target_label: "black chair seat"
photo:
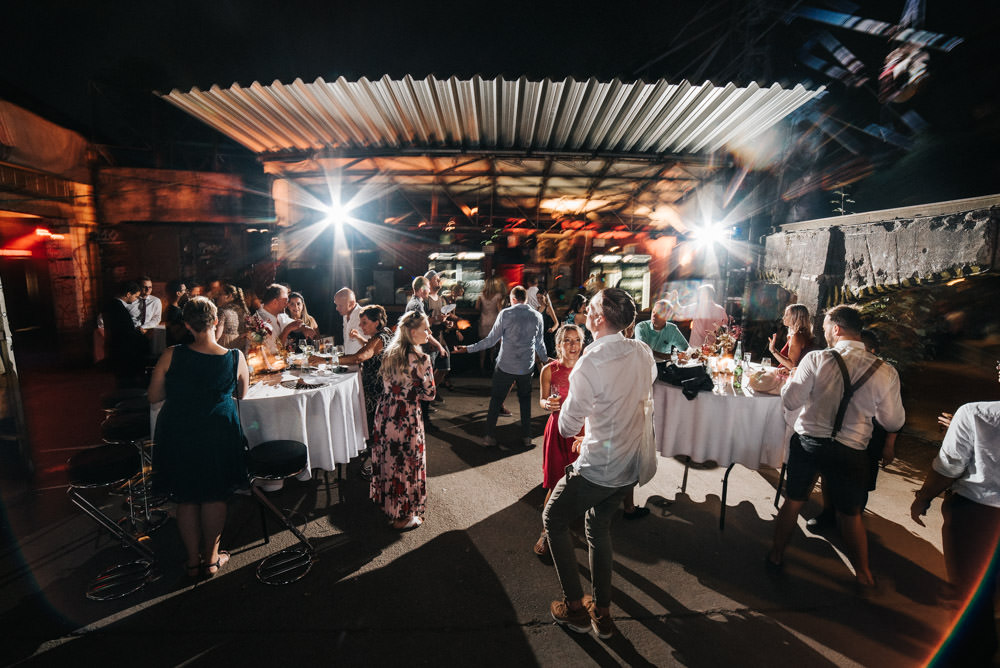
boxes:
[68,444,140,488]
[100,388,148,410]
[248,440,307,480]
[101,412,150,443]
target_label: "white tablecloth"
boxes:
[150,369,367,479]
[653,380,789,469]
[238,370,367,475]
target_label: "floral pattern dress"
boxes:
[370,351,436,521]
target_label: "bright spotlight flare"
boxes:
[690,222,730,248]
[321,202,348,229]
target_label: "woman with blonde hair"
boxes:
[215,284,250,352]
[370,310,436,530]
[150,296,249,578]
[768,303,818,370]
[534,324,584,556]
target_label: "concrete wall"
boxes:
[763,194,1000,318]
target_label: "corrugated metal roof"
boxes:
[160,75,824,228]
[162,74,823,158]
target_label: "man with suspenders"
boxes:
[766,305,905,592]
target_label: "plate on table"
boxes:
[331,365,353,374]
[280,378,327,390]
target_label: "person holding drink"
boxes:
[534,324,584,556]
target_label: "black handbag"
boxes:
[656,361,715,400]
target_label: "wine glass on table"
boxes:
[303,341,315,363]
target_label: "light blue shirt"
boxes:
[467,303,546,375]
[634,319,688,354]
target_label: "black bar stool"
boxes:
[67,443,158,600]
[247,440,315,585]
[101,411,169,534]
[100,388,148,411]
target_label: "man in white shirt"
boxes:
[912,396,1000,665]
[334,287,363,355]
[767,305,905,592]
[675,284,727,348]
[134,276,162,331]
[256,284,313,354]
[543,287,657,639]
[524,275,540,310]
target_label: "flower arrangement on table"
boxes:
[245,313,273,345]
[244,314,275,374]
[710,319,743,357]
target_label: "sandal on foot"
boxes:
[203,551,230,578]
[533,532,550,557]
[393,516,422,531]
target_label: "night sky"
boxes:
[3,0,998,211]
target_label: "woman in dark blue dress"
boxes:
[150,297,249,578]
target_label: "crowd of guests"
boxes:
[119,270,998,658]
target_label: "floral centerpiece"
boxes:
[711,319,743,357]
[244,313,274,374]
[245,313,273,345]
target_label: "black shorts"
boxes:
[785,433,869,515]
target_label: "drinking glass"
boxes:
[743,352,752,366]
[303,342,315,357]
[761,357,772,368]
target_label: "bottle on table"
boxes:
[733,356,744,392]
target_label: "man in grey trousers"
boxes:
[543,287,656,639]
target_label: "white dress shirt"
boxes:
[782,340,905,450]
[342,303,363,355]
[559,332,657,488]
[136,295,162,329]
[256,307,292,354]
[525,285,539,310]
[933,401,1000,508]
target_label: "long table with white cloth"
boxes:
[652,377,790,528]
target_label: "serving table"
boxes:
[653,375,791,529]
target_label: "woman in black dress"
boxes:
[150,297,249,578]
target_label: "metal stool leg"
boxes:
[69,486,158,600]
[251,486,315,585]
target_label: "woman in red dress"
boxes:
[534,324,584,556]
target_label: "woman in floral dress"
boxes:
[370,310,436,531]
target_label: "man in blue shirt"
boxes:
[634,299,688,360]
[456,285,548,448]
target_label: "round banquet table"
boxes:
[652,376,794,529]
[653,378,791,470]
[150,367,368,481]
[238,368,368,476]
